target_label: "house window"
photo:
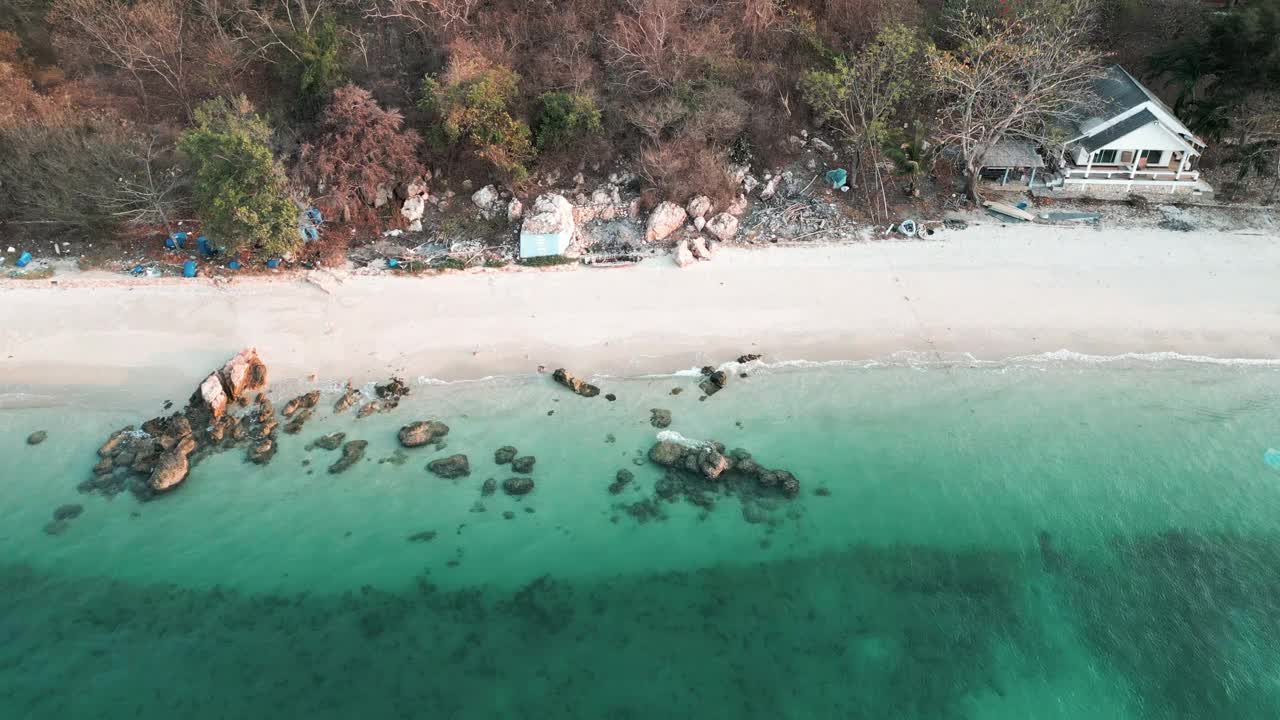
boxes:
[1140,150,1163,165]
[1092,149,1118,164]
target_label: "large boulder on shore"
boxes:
[673,240,695,268]
[705,212,739,243]
[199,373,228,418]
[219,348,267,401]
[399,420,450,448]
[519,193,576,258]
[149,449,189,492]
[645,201,687,243]
[686,195,713,220]
[552,368,600,398]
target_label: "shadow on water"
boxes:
[0,543,1033,720]
[1051,529,1280,720]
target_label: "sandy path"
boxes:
[2,219,1279,393]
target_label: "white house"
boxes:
[1053,65,1212,198]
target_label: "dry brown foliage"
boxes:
[298,84,424,227]
[639,133,738,207]
[605,0,735,95]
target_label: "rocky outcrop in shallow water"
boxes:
[26,430,47,445]
[502,477,535,496]
[511,456,536,474]
[428,454,471,479]
[552,368,600,398]
[329,440,368,474]
[400,421,450,448]
[494,446,518,464]
[309,432,346,451]
[625,440,801,522]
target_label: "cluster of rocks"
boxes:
[492,445,537,496]
[615,439,800,524]
[329,440,368,474]
[81,348,279,499]
[699,366,729,397]
[552,368,600,398]
[353,377,411,418]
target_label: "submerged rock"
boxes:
[283,407,314,435]
[399,421,450,448]
[428,454,471,479]
[356,401,382,418]
[53,504,83,521]
[310,432,346,451]
[329,440,368,474]
[494,446,518,464]
[26,430,47,446]
[699,369,728,396]
[650,408,672,429]
[552,368,600,398]
[609,469,634,494]
[407,530,438,543]
[481,478,497,496]
[502,477,535,496]
[43,519,70,536]
[511,456,536,474]
[248,438,276,465]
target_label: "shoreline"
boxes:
[3,220,1279,397]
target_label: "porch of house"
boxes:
[1063,148,1202,184]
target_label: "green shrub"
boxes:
[418,66,534,181]
[533,92,602,151]
[180,96,298,258]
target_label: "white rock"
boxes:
[405,177,428,198]
[673,240,696,268]
[590,188,612,206]
[401,195,426,223]
[519,193,576,258]
[742,175,759,194]
[373,184,393,208]
[694,216,706,231]
[727,194,749,216]
[706,212,739,242]
[408,220,423,232]
[572,172,585,186]
[759,176,781,201]
[690,235,713,260]
[472,184,501,217]
[686,195,713,220]
[507,198,523,221]
[645,201,687,243]
[811,137,834,154]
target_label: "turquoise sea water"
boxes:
[3,359,1280,719]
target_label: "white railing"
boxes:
[1064,168,1199,182]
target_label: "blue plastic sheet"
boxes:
[164,237,177,250]
[182,260,197,278]
[227,260,242,270]
[173,231,188,248]
[265,258,281,269]
[130,265,145,276]
[197,236,214,257]
[305,207,323,225]
[16,251,32,268]
[825,169,848,189]
[387,258,401,268]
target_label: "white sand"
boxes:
[2,218,1279,392]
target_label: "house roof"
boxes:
[1092,65,1151,116]
[1079,109,1158,153]
[982,139,1045,168]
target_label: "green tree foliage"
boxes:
[533,92,602,151]
[179,96,298,257]
[801,24,927,147]
[279,15,344,124]
[418,64,534,181]
[1150,0,1280,140]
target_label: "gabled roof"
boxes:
[983,139,1045,168]
[1092,65,1150,116]
[1079,109,1158,153]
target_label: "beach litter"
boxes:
[897,219,918,238]
[227,260,241,270]
[16,251,33,268]
[182,260,197,278]
[266,259,281,269]
[983,201,1034,222]
[1044,211,1101,224]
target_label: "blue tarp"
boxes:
[227,260,242,270]
[197,235,214,257]
[16,252,32,268]
[825,169,848,189]
[182,260,197,278]
[265,258,281,269]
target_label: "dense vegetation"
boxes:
[1,0,1277,258]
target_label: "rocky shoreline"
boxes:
[56,348,808,533]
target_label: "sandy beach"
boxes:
[3,217,1279,396]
